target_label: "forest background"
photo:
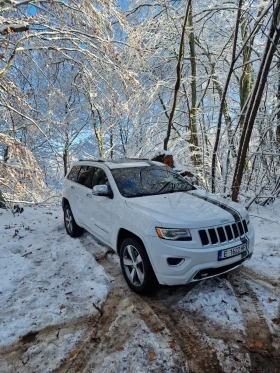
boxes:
[0,0,279,207]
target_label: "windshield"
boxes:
[110,166,195,198]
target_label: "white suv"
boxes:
[62,159,254,294]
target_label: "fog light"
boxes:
[167,258,184,266]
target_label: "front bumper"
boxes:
[146,229,254,286]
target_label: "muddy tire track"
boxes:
[0,314,99,373]
[137,295,223,373]
[229,273,280,373]
[77,253,223,373]
[0,314,98,356]
[59,288,125,373]
[57,250,280,373]
[239,267,280,298]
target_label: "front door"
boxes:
[88,167,113,244]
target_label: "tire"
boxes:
[120,238,158,295]
[64,204,83,238]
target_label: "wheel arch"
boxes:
[62,197,69,210]
[116,228,146,255]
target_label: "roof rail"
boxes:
[122,158,150,161]
[78,158,105,163]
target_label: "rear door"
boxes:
[74,165,95,225]
[66,165,81,220]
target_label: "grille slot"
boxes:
[232,223,239,238]
[225,225,233,240]
[208,229,218,244]
[199,221,248,247]
[243,219,248,233]
[238,221,244,236]
[199,230,209,246]
[217,227,226,242]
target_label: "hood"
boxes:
[125,190,246,228]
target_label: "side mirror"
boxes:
[92,185,111,197]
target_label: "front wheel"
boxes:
[120,238,158,294]
[64,205,83,237]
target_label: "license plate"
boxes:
[218,243,247,261]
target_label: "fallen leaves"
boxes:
[170,341,176,349]
[150,351,156,360]
[70,350,77,358]
[255,341,263,349]
[233,307,238,313]
[153,327,165,333]
[272,318,280,325]
[249,341,263,349]
[267,297,277,303]
[116,346,124,351]
[59,305,65,310]
[142,313,150,319]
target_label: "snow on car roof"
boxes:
[105,161,164,169]
[76,159,165,169]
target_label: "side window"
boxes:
[67,166,80,182]
[92,167,109,187]
[77,166,95,189]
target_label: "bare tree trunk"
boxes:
[232,1,280,201]
[110,128,113,159]
[277,61,280,151]
[0,188,6,208]
[63,148,68,176]
[239,16,252,127]
[188,5,201,168]
[211,0,243,193]
[88,95,104,158]
[163,0,192,151]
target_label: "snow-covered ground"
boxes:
[246,199,280,281]
[0,200,279,372]
[0,206,109,371]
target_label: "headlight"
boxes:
[245,211,250,225]
[156,227,192,241]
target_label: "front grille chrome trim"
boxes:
[199,221,248,247]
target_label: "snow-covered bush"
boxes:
[0,134,45,203]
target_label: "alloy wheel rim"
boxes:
[123,245,145,286]
[65,209,73,233]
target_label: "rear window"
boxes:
[67,166,80,181]
[77,166,95,189]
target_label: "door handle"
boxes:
[71,186,75,189]
[86,193,92,198]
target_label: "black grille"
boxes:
[199,230,209,245]
[217,227,226,242]
[208,229,218,244]
[232,223,239,238]
[238,221,244,236]
[199,221,248,246]
[225,225,233,240]
[243,219,248,233]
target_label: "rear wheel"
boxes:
[120,238,158,294]
[64,205,83,237]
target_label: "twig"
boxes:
[250,215,280,225]
[22,251,32,257]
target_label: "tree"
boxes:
[232,0,280,201]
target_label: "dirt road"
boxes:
[58,243,280,373]
[1,238,279,373]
